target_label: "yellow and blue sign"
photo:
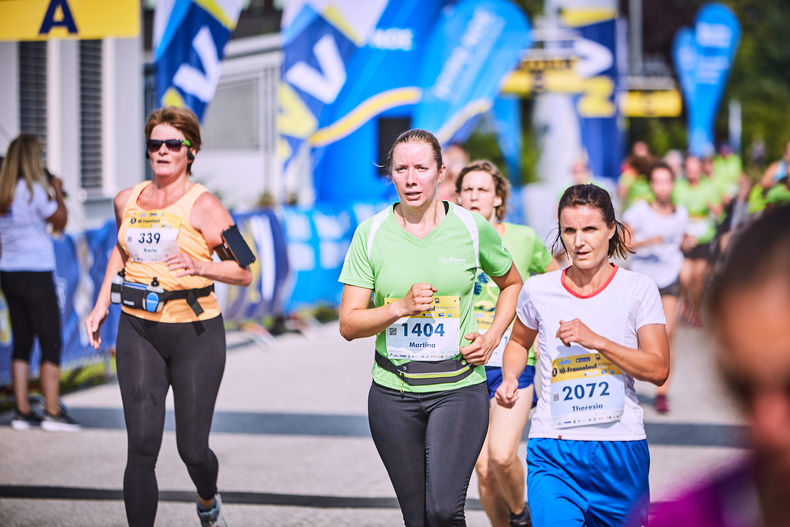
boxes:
[153,0,243,121]
[0,0,139,41]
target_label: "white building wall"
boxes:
[0,42,20,154]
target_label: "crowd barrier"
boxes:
[0,193,536,387]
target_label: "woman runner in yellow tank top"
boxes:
[85,107,252,527]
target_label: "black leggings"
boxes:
[368,381,489,526]
[0,271,61,365]
[116,312,226,527]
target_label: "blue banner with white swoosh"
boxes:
[154,0,243,121]
[412,0,531,146]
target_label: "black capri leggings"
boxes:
[116,312,226,527]
[0,271,62,365]
[368,381,489,526]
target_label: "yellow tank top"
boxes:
[118,181,221,323]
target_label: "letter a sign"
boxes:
[0,0,139,41]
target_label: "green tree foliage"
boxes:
[720,0,790,165]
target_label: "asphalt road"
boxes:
[0,322,746,526]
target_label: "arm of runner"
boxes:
[181,192,253,286]
[759,162,778,190]
[496,318,538,408]
[339,282,436,341]
[85,190,130,350]
[556,319,669,385]
[460,264,522,365]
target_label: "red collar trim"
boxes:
[561,264,618,299]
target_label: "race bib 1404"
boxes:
[384,296,461,361]
[550,352,625,429]
[126,211,181,263]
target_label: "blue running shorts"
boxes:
[527,438,650,527]
[485,365,536,400]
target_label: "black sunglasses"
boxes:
[146,138,192,153]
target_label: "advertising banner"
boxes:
[0,0,139,41]
[412,0,531,146]
[310,0,442,204]
[564,10,623,180]
[153,0,244,121]
[673,3,740,157]
[278,0,388,173]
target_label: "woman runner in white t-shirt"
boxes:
[456,160,558,527]
[496,184,669,527]
[623,161,690,414]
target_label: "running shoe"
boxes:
[655,394,670,414]
[509,504,532,526]
[10,409,43,430]
[41,410,82,432]
[197,494,227,527]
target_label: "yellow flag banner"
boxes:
[0,0,139,41]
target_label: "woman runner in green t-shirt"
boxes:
[338,129,522,526]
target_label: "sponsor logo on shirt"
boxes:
[437,256,467,265]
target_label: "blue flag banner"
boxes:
[688,3,740,157]
[492,96,523,184]
[672,27,697,106]
[562,9,623,181]
[278,0,388,173]
[310,0,443,204]
[412,0,531,145]
[154,0,243,120]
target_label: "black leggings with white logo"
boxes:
[116,312,225,527]
[368,380,489,526]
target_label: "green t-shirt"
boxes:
[765,182,790,207]
[472,223,551,367]
[339,202,513,393]
[619,172,654,209]
[712,155,741,199]
[672,178,720,243]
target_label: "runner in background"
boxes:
[338,129,522,526]
[437,143,469,202]
[456,160,559,527]
[497,184,669,526]
[618,142,656,210]
[624,162,689,414]
[673,154,723,327]
[651,205,790,526]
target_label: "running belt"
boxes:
[374,352,475,386]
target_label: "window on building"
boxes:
[79,39,103,192]
[18,41,48,152]
[202,79,261,149]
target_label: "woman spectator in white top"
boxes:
[496,184,669,527]
[0,134,79,431]
[623,161,690,414]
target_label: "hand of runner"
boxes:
[495,376,520,408]
[397,283,437,317]
[166,252,204,277]
[459,331,496,365]
[556,319,602,349]
[85,306,108,350]
[681,235,698,252]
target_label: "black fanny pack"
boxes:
[375,352,475,386]
[112,276,214,316]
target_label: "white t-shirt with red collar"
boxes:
[518,265,665,441]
